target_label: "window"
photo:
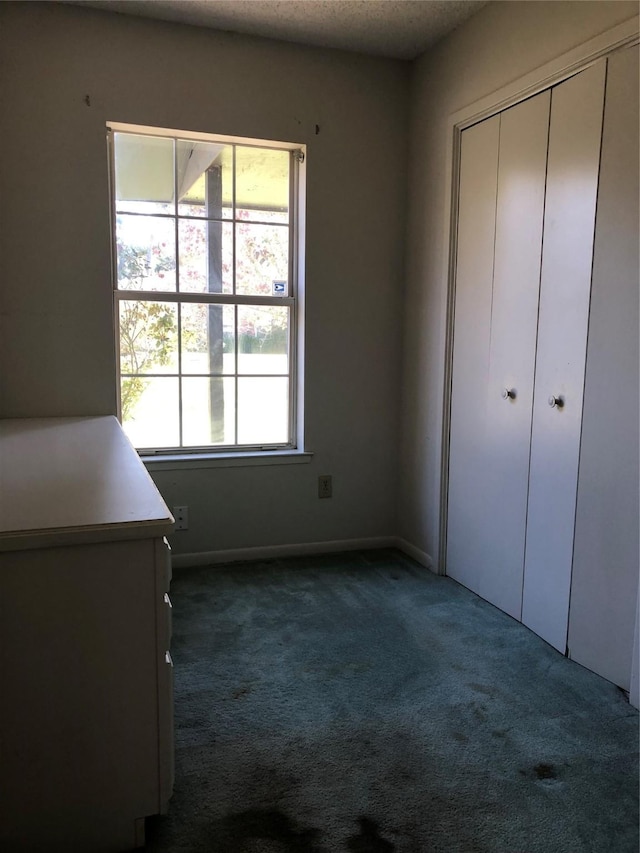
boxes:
[109,124,304,454]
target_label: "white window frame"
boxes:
[107,122,306,459]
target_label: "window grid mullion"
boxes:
[233,146,239,445]
[232,144,237,297]
[177,303,184,449]
[234,309,239,446]
[114,290,294,307]
[115,209,288,229]
[173,139,184,448]
[121,372,288,379]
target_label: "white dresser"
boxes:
[0,416,175,852]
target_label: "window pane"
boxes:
[119,301,178,375]
[112,127,301,453]
[238,305,289,375]
[181,303,235,375]
[238,377,289,445]
[182,377,235,446]
[121,377,180,449]
[177,141,233,219]
[114,133,174,215]
[235,222,289,296]
[116,215,176,291]
[235,147,289,223]
[178,220,233,294]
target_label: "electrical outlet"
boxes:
[173,505,189,530]
[318,475,332,499]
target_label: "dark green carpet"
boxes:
[146,549,639,852]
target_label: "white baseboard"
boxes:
[171,536,398,569]
[395,538,435,572]
[171,535,436,571]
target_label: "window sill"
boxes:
[142,449,314,472]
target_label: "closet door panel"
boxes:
[568,45,639,688]
[521,62,607,652]
[483,91,550,619]
[447,117,499,597]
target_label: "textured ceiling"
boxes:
[66,1,488,60]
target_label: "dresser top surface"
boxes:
[0,416,174,550]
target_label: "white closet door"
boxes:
[521,61,607,652]
[448,92,549,617]
[447,117,499,599]
[567,45,639,688]
[482,91,550,618]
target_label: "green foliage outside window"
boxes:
[118,240,176,419]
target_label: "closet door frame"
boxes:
[439,15,639,575]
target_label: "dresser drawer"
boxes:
[158,650,174,811]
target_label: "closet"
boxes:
[447,44,639,691]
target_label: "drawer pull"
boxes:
[163,593,173,646]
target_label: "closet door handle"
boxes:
[502,388,516,400]
[548,395,564,409]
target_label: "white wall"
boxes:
[0,2,409,556]
[399,0,639,568]
[2,1,637,564]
